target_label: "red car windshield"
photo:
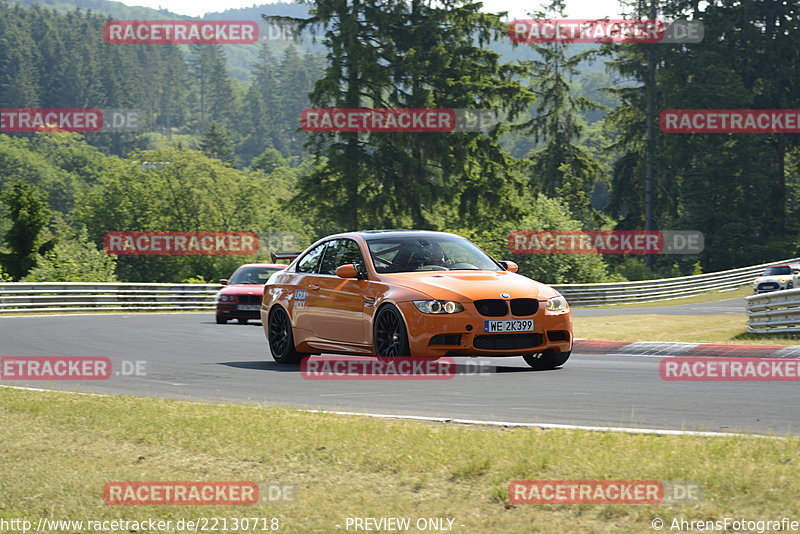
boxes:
[229,267,281,285]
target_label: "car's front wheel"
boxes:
[523,349,570,370]
[216,314,228,324]
[373,304,411,360]
[268,306,305,364]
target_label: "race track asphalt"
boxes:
[572,297,746,317]
[1,309,796,436]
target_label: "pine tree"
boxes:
[200,122,235,164]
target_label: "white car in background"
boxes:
[753,264,800,294]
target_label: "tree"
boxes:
[236,42,284,163]
[189,44,237,132]
[250,148,288,173]
[446,194,610,283]
[200,122,235,165]
[0,181,54,280]
[24,226,116,282]
[517,0,606,228]
[268,0,535,232]
[604,0,800,269]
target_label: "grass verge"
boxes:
[0,388,798,533]
[574,313,799,345]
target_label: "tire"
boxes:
[373,304,411,361]
[216,315,228,324]
[268,306,305,364]
[523,349,571,370]
[237,318,248,324]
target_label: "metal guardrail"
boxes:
[0,282,221,314]
[553,257,800,306]
[746,288,800,335]
[0,257,796,314]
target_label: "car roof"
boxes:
[329,229,462,241]
[235,263,287,269]
[768,263,800,268]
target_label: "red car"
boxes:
[215,263,286,324]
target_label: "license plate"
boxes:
[237,304,260,311]
[484,319,534,333]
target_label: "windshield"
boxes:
[229,267,281,285]
[366,235,501,273]
[763,266,792,276]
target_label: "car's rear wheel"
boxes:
[237,318,248,324]
[523,349,570,370]
[216,315,228,324]
[373,305,410,361]
[268,306,304,364]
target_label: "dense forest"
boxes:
[0,0,798,283]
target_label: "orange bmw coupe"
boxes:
[261,230,572,369]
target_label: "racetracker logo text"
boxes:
[103,231,260,256]
[0,108,140,133]
[508,230,704,255]
[103,21,258,44]
[659,357,800,381]
[660,110,800,133]
[299,108,497,133]
[104,482,296,505]
[509,480,703,504]
[508,19,703,44]
[509,19,664,43]
[300,356,473,380]
[0,357,112,380]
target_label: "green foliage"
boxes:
[181,275,210,284]
[0,264,12,282]
[23,227,116,282]
[448,194,610,284]
[0,181,54,279]
[610,257,657,282]
[199,122,235,165]
[76,147,311,282]
[250,148,288,173]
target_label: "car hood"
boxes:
[219,284,265,295]
[379,270,560,301]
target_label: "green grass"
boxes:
[0,388,798,533]
[575,313,800,345]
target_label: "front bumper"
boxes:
[216,303,261,319]
[396,301,572,357]
[754,282,792,294]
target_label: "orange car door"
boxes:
[309,239,369,344]
[291,242,327,334]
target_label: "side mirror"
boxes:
[219,279,228,285]
[335,264,360,279]
[499,261,518,273]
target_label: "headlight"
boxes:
[413,300,464,314]
[217,294,233,302]
[545,295,568,312]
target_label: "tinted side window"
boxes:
[296,243,326,273]
[319,239,364,275]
